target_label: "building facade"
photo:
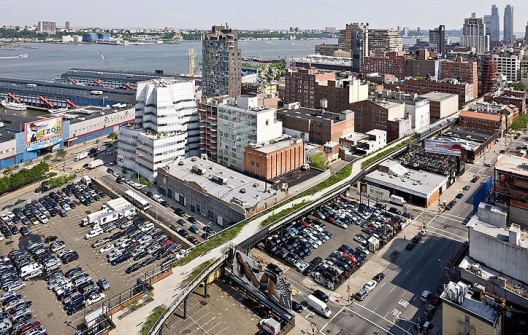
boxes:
[429,25,446,57]
[339,23,369,72]
[198,96,229,162]
[367,29,403,53]
[350,100,411,142]
[362,52,406,79]
[479,56,499,96]
[244,139,304,181]
[490,5,501,44]
[201,25,241,98]
[419,92,459,122]
[216,96,282,171]
[117,79,200,181]
[277,105,354,145]
[503,5,514,45]
[392,79,475,107]
[36,21,56,35]
[493,155,528,228]
[461,13,490,54]
[492,50,524,82]
[439,57,478,93]
[284,68,335,109]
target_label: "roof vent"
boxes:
[240,188,246,193]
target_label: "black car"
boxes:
[174,208,185,216]
[266,263,283,276]
[19,226,30,236]
[412,234,422,243]
[44,235,58,243]
[125,263,142,274]
[106,168,114,174]
[292,301,304,313]
[405,243,416,250]
[187,216,197,223]
[177,229,189,238]
[373,273,385,283]
[313,289,329,303]
[160,200,170,207]
[177,219,186,226]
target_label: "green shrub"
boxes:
[140,305,167,335]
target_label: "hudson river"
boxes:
[0,39,335,80]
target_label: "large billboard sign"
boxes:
[25,116,63,151]
[359,182,390,201]
[232,250,292,312]
[424,139,462,156]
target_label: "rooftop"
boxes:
[365,159,449,198]
[419,91,458,101]
[495,154,528,177]
[160,157,276,209]
[466,219,528,249]
[444,128,495,143]
[252,138,302,154]
[0,114,39,142]
[459,110,502,122]
[277,107,351,122]
[441,281,501,325]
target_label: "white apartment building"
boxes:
[217,95,282,171]
[492,50,524,82]
[460,13,490,54]
[118,79,200,181]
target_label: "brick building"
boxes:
[277,106,354,145]
[350,100,412,142]
[439,57,478,94]
[419,92,459,122]
[362,52,406,79]
[284,68,335,109]
[244,139,304,181]
[388,79,476,107]
[479,57,498,96]
[484,89,527,115]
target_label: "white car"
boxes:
[419,229,428,236]
[86,292,105,305]
[50,241,66,252]
[363,280,377,292]
[357,245,370,255]
[85,227,103,240]
[99,243,115,254]
[152,194,163,202]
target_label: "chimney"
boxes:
[509,224,521,246]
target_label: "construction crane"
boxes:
[67,77,78,85]
[65,99,79,109]
[122,82,135,90]
[39,96,54,109]
[7,92,21,103]
[188,48,196,77]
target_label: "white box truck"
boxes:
[74,152,89,161]
[259,318,281,335]
[87,159,104,169]
[306,294,332,318]
[82,209,119,227]
[389,195,407,206]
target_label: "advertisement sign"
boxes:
[359,182,390,201]
[232,250,292,312]
[424,139,462,156]
[25,116,63,151]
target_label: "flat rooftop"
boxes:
[253,139,302,154]
[419,91,458,101]
[495,154,528,177]
[441,281,500,324]
[0,114,39,142]
[365,159,448,198]
[277,107,350,122]
[162,157,276,208]
[466,219,528,249]
[445,127,495,143]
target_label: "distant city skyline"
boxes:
[1,0,527,34]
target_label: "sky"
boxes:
[1,0,527,33]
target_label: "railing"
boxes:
[146,256,226,335]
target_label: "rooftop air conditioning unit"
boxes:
[240,188,246,193]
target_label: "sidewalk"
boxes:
[109,138,413,334]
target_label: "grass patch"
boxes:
[260,202,306,228]
[511,114,528,131]
[172,224,245,267]
[140,305,167,335]
[47,174,76,189]
[183,259,213,284]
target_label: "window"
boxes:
[464,315,470,323]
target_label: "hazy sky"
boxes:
[1,0,527,32]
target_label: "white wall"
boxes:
[439,95,459,118]
[469,225,528,284]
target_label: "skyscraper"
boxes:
[201,25,241,99]
[429,25,446,57]
[525,22,528,45]
[490,5,500,44]
[461,13,489,54]
[338,23,369,72]
[504,5,514,44]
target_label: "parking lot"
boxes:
[0,178,185,334]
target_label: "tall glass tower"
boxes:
[504,5,514,44]
[490,5,500,44]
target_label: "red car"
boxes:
[18,321,42,335]
[161,239,174,248]
[186,236,200,245]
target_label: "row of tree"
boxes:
[0,162,49,194]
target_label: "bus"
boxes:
[124,190,151,211]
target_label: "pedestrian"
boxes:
[404,235,406,240]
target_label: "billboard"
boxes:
[232,250,292,312]
[25,116,63,151]
[358,182,390,201]
[424,138,462,156]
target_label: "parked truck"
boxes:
[74,151,89,161]
[306,295,332,318]
[86,159,104,169]
[259,318,281,335]
[81,209,119,227]
[389,194,407,206]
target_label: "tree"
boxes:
[121,167,128,175]
[107,131,118,140]
[147,180,153,188]
[2,167,13,176]
[309,152,328,170]
[139,176,147,185]
[43,154,52,162]
[508,82,527,91]
[130,172,138,181]
[56,148,67,161]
